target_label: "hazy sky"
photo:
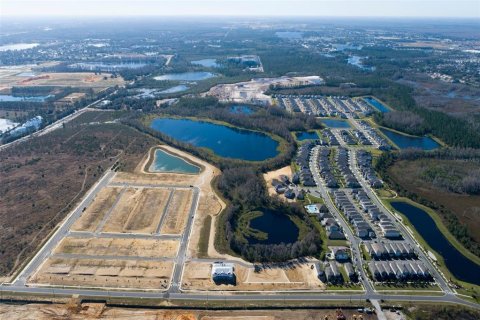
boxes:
[1,0,479,18]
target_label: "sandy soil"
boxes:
[0,72,124,89]
[0,304,377,320]
[71,187,122,232]
[160,189,193,235]
[263,166,292,198]
[54,237,180,258]
[182,262,325,291]
[30,258,174,290]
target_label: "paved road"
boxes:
[309,146,375,295]
[0,91,115,152]
[10,170,116,286]
[348,149,452,294]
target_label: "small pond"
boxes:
[391,201,480,285]
[149,148,200,174]
[159,85,189,94]
[248,209,299,245]
[150,118,279,161]
[364,97,390,113]
[153,72,216,81]
[0,95,52,102]
[191,59,219,68]
[321,119,351,128]
[380,128,440,150]
[296,131,319,141]
[230,105,253,115]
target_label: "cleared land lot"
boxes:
[54,237,180,259]
[182,262,325,291]
[0,112,158,278]
[31,258,173,289]
[102,188,171,234]
[160,189,193,235]
[71,187,122,232]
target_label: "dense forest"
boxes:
[122,96,325,262]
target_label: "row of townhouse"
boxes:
[295,142,317,187]
[316,148,339,188]
[337,148,360,188]
[356,150,383,188]
[351,129,372,146]
[365,241,416,260]
[357,120,392,150]
[333,190,376,239]
[368,260,431,282]
[323,129,340,146]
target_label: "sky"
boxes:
[1,0,479,18]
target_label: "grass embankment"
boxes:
[382,198,480,295]
[198,215,212,258]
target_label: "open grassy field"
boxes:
[30,258,173,290]
[0,111,158,277]
[387,158,480,244]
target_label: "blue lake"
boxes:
[159,85,189,94]
[364,97,390,113]
[0,95,52,102]
[153,72,216,81]
[321,119,351,128]
[230,105,253,115]
[296,131,319,141]
[150,118,279,161]
[380,128,440,150]
[149,148,200,174]
[191,58,219,68]
[248,209,299,245]
[391,201,480,285]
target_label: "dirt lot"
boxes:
[30,258,173,290]
[0,72,124,90]
[102,187,171,234]
[0,112,158,278]
[0,304,378,320]
[182,262,325,291]
[71,187,122,232]
[160,189,194,235]
[54,237,180,259]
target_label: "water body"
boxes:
[191,58,219,68]
[380,128,440,150]
[347,56,376,71]
[230,105,253,115]
[149,148,200,174]
[364,97,390,113]
[150,118,279,161]
[276,31,303,39]
[159,85,189,94]
[321,119,351,128]
[248,209,299,245]
[0,43,39,52]
[391,201,480,285]
[296,131,319,141]
[153,72,216,81]
[0,95,52,102]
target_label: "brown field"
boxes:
[0,111,158,277]
[71,187,122,232]
[123,188,171,233]
[160,189,193,235]
[30,258,173,289]
[54,237,180,259]
[0,72,124,90]
[263,166,293,201]
[102,188,170,234]
[113,171,198,186]
[0,304,378,320]
[182,262,325,291]
[388,159,480,243]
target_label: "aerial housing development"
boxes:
[0,4,480,320]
